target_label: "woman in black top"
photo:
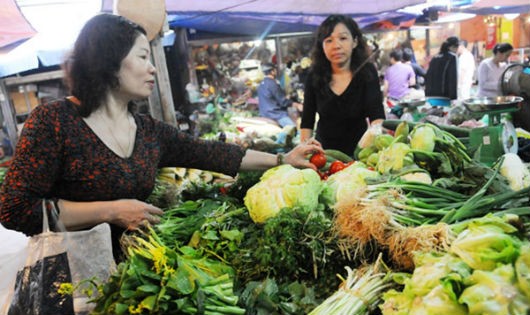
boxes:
[300,14,385,157]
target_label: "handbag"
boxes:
[3,200,116,315]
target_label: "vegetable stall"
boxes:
[36,120,529,315]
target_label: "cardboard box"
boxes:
[9,90,39,115]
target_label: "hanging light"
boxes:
[483,15,497,25]
[435,12,476,23]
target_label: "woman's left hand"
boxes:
[284,138,323,170]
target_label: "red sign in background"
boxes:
[485,23,497,50]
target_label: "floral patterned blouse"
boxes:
[0,98,245,257]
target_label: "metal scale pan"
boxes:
[397,99,426,109]
[462,96,522,164]
[462,96,523,113]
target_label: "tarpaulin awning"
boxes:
[161,0,423,36]
[164,0,426,15]
[0,0,36,48]
[0,0,101,78]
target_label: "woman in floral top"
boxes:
[0,14,322,260]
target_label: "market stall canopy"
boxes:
[0,0,102,78]
[157,0,424,36]
[0,0,36,48]
[440,0,530,16]
[165,0,426,15]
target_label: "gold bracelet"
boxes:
[276,153,285,166]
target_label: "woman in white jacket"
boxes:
[476,43,513,97]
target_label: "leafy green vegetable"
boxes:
[90,229,244,315]
[410,124,436,152]
[459,264,530,315]
[377,142,414,174]
[320,162,379,206]
[450,215,522,271]
[239,278,319,315]
[408,252,471,297]
[244,165,323,223]
[409,285,468,315]
[515,242,530,300]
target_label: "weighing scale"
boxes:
[463,96,523,165]
[394,97,450,122]
[394,99,426,121]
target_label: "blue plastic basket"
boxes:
[426,97,451,107]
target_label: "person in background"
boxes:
[257,63,303,127]
[425,36,459,100]
[300,14,385,157]
[476,42,514,97]
[0,14,322,262]
[457,40,476,100]
[402,47,426,90]
[383,49,417,102]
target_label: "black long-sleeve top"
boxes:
[301,63,385,156]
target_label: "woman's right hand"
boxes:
[110,199,164,230]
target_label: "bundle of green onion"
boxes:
[309,254,394,315]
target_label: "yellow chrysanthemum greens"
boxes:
[129,303,146,314]
[58,283,74,296]
[130,235,175,275]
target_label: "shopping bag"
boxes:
[4,200,116,315]
[0,224,29,313]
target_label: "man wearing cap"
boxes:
[257,63,303,127]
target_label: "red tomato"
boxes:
[309,152,327,169]
[346,161,356,167]
[317,170,329,180]
[329,161,346,174]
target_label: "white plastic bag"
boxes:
[2,201,115,315]
[357,121,383,149]
[0,224,29,314]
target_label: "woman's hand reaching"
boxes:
[110,199,164,230]
[57,198,164,231]
[284,138,323,171]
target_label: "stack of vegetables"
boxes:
[79,121,530,314]
[381,214,530,314]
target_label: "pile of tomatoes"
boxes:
[309,152,352,180]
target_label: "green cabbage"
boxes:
[410,124,436,152]
[376,142,414,174]
[244,165,323,223]
[408,252,471,297]
[515,242,530,299]
[450,215,521,271]
[409,285,468,315]
[380,289,414,315]
[320,162,379,206]
[459,264,530,315]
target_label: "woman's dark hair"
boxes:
[439,36,459,54]
[390,49,403,62]
[493,43,514,54]
[402,48,414,62]
[62,14,147,117]
[310,14,373,93]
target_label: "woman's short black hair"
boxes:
[493,43,514,54]
[62,13,147,117]
[402,48,414,62]
[390,49,403,62]
[310,14,373,93]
